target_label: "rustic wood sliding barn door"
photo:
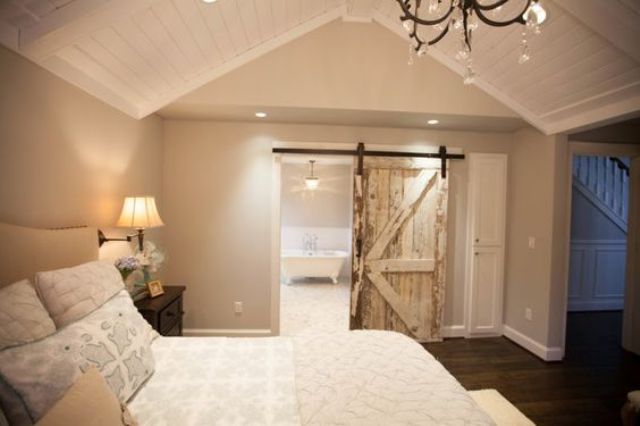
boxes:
[350,157,448,342]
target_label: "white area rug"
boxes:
[469,389,535,426]
[280,278,350,336]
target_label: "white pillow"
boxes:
[35,260,124,328]
[0,290,157,423]
[0,279,56,350]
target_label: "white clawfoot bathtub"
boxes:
[281,249,349,284]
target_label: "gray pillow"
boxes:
[0,280,56,350]
[0,290,157,423]
[35,260,124,328]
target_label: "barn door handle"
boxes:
[356,239,363,258]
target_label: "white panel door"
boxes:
[466,154,507,336]
[469,247,504,334]
[469,155,507,247]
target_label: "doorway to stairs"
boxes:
[568,155,629,313]
[566,154,630,360]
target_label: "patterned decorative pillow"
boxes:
[35,260,124,328]
[0,290,157,423]
[0,280,56,350]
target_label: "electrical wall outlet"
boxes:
[234,301,243,314]
[525,308,533,321]
[528,236,536,249]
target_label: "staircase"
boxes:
[572,155,629,233]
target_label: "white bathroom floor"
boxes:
[279,277,351,336]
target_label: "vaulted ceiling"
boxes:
[1,0,639,134]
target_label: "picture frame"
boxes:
[146,280,165,298]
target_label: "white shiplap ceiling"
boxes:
[1,0,639,134]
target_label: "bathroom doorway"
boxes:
[277,154,354,336]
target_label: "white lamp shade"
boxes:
[116,196,164,229]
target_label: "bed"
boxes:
[0,223,494,425]
[130,332,492,425]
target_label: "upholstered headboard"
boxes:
[0,223,99,288]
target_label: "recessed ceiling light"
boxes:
[255,112,267,118]
[427,119,439,125]
[202,0,218,3]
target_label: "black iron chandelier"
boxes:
[396,0,547,84]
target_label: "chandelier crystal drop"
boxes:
[396,0,547,83]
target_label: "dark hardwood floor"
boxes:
[424,311,640,425]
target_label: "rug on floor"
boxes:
[469,389,535,426]
[280,279,350,336]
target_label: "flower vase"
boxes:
[134,267,152,288]
[120,270,133,282]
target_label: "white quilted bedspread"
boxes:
[129,337,301,425]
[130,332,494,426]
[293,331,494,425]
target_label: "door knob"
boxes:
[475,238,479,243]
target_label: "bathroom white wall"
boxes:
[162,120,513,332]
[281,163,352,277]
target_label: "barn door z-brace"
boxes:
[272,142,464,259]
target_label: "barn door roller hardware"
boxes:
[272,143,464,178]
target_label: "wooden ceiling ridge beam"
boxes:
[19,0,160,60]
[553,0,640,65]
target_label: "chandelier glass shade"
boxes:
[397,0,547,84]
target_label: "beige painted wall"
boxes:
[570,118,640,145]
[162,120,513,331]
[506,133,640,353]
[0,37,604,355]
[504,128,567,346]
[0,46,164,260]
[162,20,517,120]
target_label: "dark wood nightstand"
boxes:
[135,286,185,336]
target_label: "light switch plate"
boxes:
[528,237,536,249]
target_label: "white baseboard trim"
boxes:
[568,300,624,311]
[503,325,564,361]
[183,328,273,337]
[442,325,468,338]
